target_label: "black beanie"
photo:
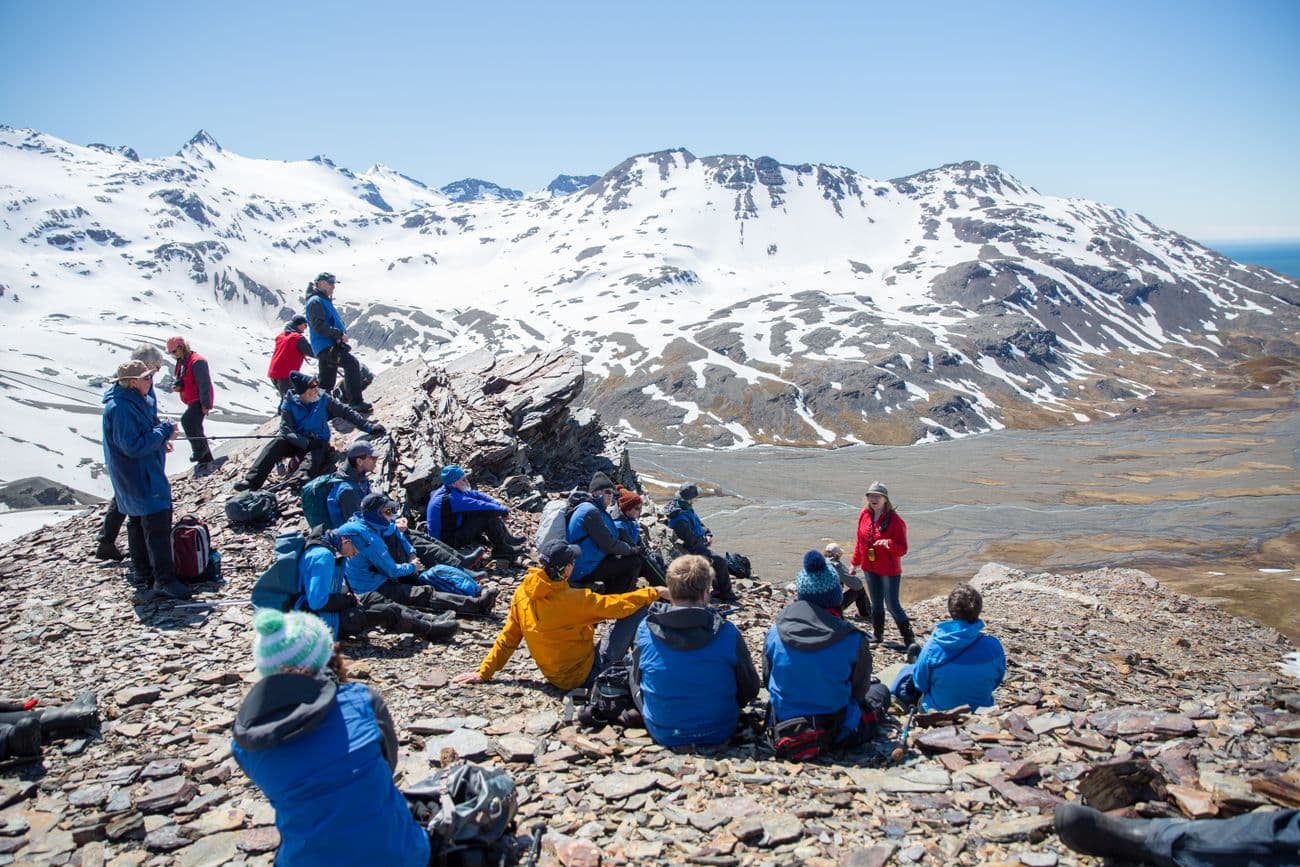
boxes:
[589,471,615,494]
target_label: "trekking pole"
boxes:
[890,703,919,763]
[522,824,545,867]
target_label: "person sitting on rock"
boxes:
[825,542,871,621]
[336,513,498,619]
[94,344,165,562]
[369,495,485,573]
[425,465,523,562]
[321,440,380,530]
[0,692,100,762]
[267,314,315,398]
[665,483,737,603]
[232,609,430,867]
[765,551,890,751]
[892,583,1005,712]
[629,554,760,748]
[611,486,665,587]
[566,472,643,594]
[235,372,385,492]
[453,540,667,691]
[298,525,457,643]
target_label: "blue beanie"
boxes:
[441,465,465,486]
[795,550,842,609]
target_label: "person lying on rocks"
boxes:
[665,484,739,603]
[232,609,431,867]
[453,539,668,691]
[336,513,499,619]
[765,551,891,752]
[611,486,666,587]
[890,583,1004,712]
[628,554,760,747]
[566,472,645,594]
[425,465,524,563]
[825,542,871,622]
[1054,801,1299,867]
[370,494,486,574]
[299,526,458,642]
[234,372,385,492]
[0,691,100,762]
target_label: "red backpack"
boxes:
[171,515,212,581]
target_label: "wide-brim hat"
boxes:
[114,359,154,382]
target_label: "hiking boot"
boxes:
[490,546,523,564]
[150,578,193,601]
[38,690,99,737]
[0,716,42,760]
[232,480,252,492]
[475,588,500,615]
[899,621,917,648]
[458,546,487,570]
[906,643,923,664]
[415,612,458,642]
[1053,803,1151,861]
[93,542,126,561]
[577,704,603,729]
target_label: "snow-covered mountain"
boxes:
[1,126,1296,498]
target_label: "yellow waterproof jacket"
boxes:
[478,566,660,690]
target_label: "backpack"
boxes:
[419,564,481,598]
[224,490,279,526]
[250,531,307,611]
[533,490,578,551]
[301,474,342,530]
[724,552,752,581]
[585,664,635,725]
[172,515,213,582]
[404,764,518,867]
[769,713,836,762]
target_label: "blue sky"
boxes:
[2,0,1297,241]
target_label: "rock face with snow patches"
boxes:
[0,126,1296,497]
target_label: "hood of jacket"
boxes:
[232,672,336,752]
[644,601,726,651]
[774,599,859,651]
[566,489,597,510]
[520,564,565,602]
[925,618,987,663]
[305,285,331,303]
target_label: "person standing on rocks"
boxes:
[892,583,1004,712]
[267,314,314,398]
[304,271,370,413]
[94,344,165,562]
[101,360,191,600]
[765,551,890,751]
[425,465,523,563]
[629,554,760,747]
[298,526,457,643]
[665,483,738,603]
[453,539,667,691]
[232,609,431,867]
[566,472,645,594]
[849,481,914,647]
[234,372,385,492]
[165,336,216,472]
[825,542,871,622]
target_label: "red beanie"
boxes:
[616,486,643,513]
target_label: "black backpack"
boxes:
[404,764,519,867]
[225,491,280,526]
[586,664,635,724]
[724,552,752,581]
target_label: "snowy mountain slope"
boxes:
[1,126,1296,497]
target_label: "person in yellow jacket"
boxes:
[453,539,668,690]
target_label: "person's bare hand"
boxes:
[875,539,892,551]
[452,671,483,685]
[167,425,179,441]
[165,441,174,453]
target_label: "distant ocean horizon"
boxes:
[1205,239,1300,279]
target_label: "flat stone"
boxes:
[591,772,658,800]
[68,784,110,808]
[917,726,974,753]
[1019,851,1058,866]
[174,830,239,867]
[759,813,802,847]
[135,776,197,813]
[188,807,245,834]
[1168,784,1218,819]
[236,825,280,853]
[551,832,601,867]
[1060,731,1109,751]
[842,844,898,867]
[115,687,161,708]
[1028,712,1072,735]
[978,814,1055,842]
[105,788,134,814]
[0,781,36,809]
[104,811,144,842]
[494,735,538,763]
[143,824,190,852]
[849,766,951,792]
[424,729,492,760]
[989,777,1064,809]
[524,711,561,735]
[140,759,183,780]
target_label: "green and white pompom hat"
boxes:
[252,608,333,677]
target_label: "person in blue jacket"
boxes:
[235,372,385,491]
[101,359,192,601]
[425,465,522,562]
[664,484,737,602]
[894,583,1005,712]
[232,608,431,867]
[630,555,760,748]
[304,272,369,412]
[94,345,165,562]
[353,495,493,603]
[336,516,497,618]
[765,551,889,748]
[319,441,379,530]
[566,472,642,594]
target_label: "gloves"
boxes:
[367,423,387,437]
[285,433,309,450]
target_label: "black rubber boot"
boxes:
[898,619,916,648]
[853,591,871,621]
[0,717,41,760]
[94,542,126,561]
[458,546,487,570]
[1053,803,1152,861]
[841,589,864,619]
[476,588,500,616]
[38,690,100,737]
[412,611,458,642]
[151,577,193,601]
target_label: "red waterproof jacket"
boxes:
[851,508,908,576]
[174,351,213,410]
[268,330,311,379]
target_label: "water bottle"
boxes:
[210,550,223,583]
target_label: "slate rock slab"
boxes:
[590,772,657,800]
[424,728,492,760]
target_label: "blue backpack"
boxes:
[301,475,342,530]
[418,564,481,597]
[251,532,307,611]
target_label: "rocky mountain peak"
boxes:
[440,178,524,202]
[545,174,599,196]
[179,129,222,155]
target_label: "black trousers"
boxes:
[126,507,174,584]
[406,529,464,569]
[366,581,481,614]
[338,597,420,638]
[243,438,333,489]
[271,378,291,397]
[180,402,213,463]
[705,551,733,597]
[445,511,512,550]
[96,497,125,547]
[571,554,642,595]
[316,344,363,405]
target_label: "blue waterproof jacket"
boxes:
[304,287,347,355]
[631,603,760,747]
[361,511,418,563]
[232,674,428,867]
[665,500,710,554]
[911,619,1005,711]
[765,600,873,740]
[101,383,175,516]
[425,485,508,540]
[338,517,416,594]
[326,468,370,530]
[298,542,344,639]
[566,500,635,582]
[613,510,641,545]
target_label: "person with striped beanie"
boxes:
[232,609,430,866]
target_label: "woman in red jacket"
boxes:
[848,481,914,648]
[268,315,314,397]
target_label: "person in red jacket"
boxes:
[848,481,914,647]
[268,315,314,397]
[166,336,215,469]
